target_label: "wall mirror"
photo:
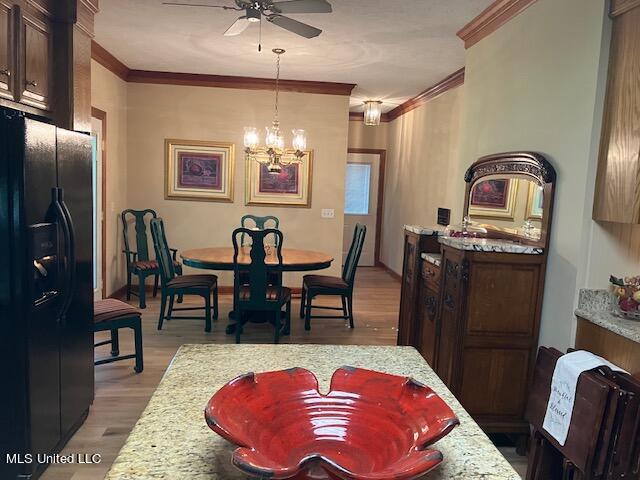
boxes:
[463,152,556,248]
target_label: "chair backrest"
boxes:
[342,223,367,287]
[232,227,284,308]
[121,209,157,261]
[150,217,176,285]
[240,214,280,246]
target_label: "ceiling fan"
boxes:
[162,0,332,39]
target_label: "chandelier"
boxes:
[243,48,306,174]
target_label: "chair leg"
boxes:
[110,329,120,356]
[212,287,219,320]
[204,294,212,333]
[235,309,243,344]
[283,300,291,335]
[176,266,184,303]
[347,295,354,329]
[126,271,132,300]
[341,296,348,319]
[304,293,312,331]
[158,293,167,330]
[299,286,306,318]
[133,319,144,373]
[153,274,159,298]
[138,274,147,309]
[167,295,175,320]
[273,311,280,344]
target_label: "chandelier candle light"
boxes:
[244,48,306,174]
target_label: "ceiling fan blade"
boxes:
[270,0,332,14]
[224,16,251,36]
[162,2,234,9]
[267,14,322,38]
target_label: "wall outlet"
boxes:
[321,208,335,219]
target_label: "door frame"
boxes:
[91,107,107,299]
[347,148,386,266]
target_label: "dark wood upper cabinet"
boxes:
[20,8,51,110]
[0,2,14,100]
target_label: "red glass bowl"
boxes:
[204,367,459,480]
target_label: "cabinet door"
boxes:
[397,233,419,346]
[0,1,13,100]
[418,285,439,367]
[20,11,51,110]
[435,255,463,387]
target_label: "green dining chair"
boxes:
[151,218,218,333]
[232,227,291,344]
[121,209,183,309]
[300,224,366,331]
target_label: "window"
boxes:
[344,163,371,215]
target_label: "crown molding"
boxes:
[91,41,129,81]
[456,0,537,49]
[90,41,356,95]
[611,0,640,16]
[385,68,464,122]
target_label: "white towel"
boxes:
[542,350,626,446]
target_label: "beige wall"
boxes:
[91,61,128,296]
[125,83,350,287]
[454,0,610,349]
[381,86,464,273]
[348,120,388,150]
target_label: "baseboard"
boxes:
[109,284,302,299]
[378,261,402,282]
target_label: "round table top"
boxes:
[181,247,334,272]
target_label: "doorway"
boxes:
[343,149,386,267]
[91,108,107,299]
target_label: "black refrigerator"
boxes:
[0,107,94,479]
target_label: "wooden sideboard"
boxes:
[0,0,97,130]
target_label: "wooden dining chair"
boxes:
[150,218,218,332]
[232,227,291,344]
[121,208,183,308]
[300,223,366,331]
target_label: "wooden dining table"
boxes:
[181,247,334,272]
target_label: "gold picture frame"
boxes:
[525,182,544,219]
[245,151,313,208]
[468,178,518,219]
[165,139,234,202]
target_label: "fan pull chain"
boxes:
[258,16,262,52]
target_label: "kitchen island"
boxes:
[105,344,520,479]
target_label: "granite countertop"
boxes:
[421,252,442,267]
[575,289,640,344]
[404,225,444,236]
[439,236,544,255]
[105,344,520,480]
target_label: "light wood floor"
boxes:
[40,267,526,480]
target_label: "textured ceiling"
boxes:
[94,0,492,112]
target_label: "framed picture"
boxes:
[526,182,544,219]
[468,178,518,219]
[245,151,313,207]
[165,139,234,202]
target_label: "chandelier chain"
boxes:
[274,52,280,123]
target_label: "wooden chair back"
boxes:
[342,223,367,288]
[121,209,157,262]
[240,214,280,246]
[232,227,284,309]
[150,217,177,286]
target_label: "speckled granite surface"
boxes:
[404,225,444,236]
[421,252,442,267]
[439,236,543,255]
[105,345,520,480]
[575,289,640,344]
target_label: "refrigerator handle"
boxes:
[57,187,76,327]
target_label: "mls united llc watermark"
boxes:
[6,453,101,465]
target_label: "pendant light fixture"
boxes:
[363,100,383,126]
[243,48,306,174]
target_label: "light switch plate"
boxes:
[321,208,335,219]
